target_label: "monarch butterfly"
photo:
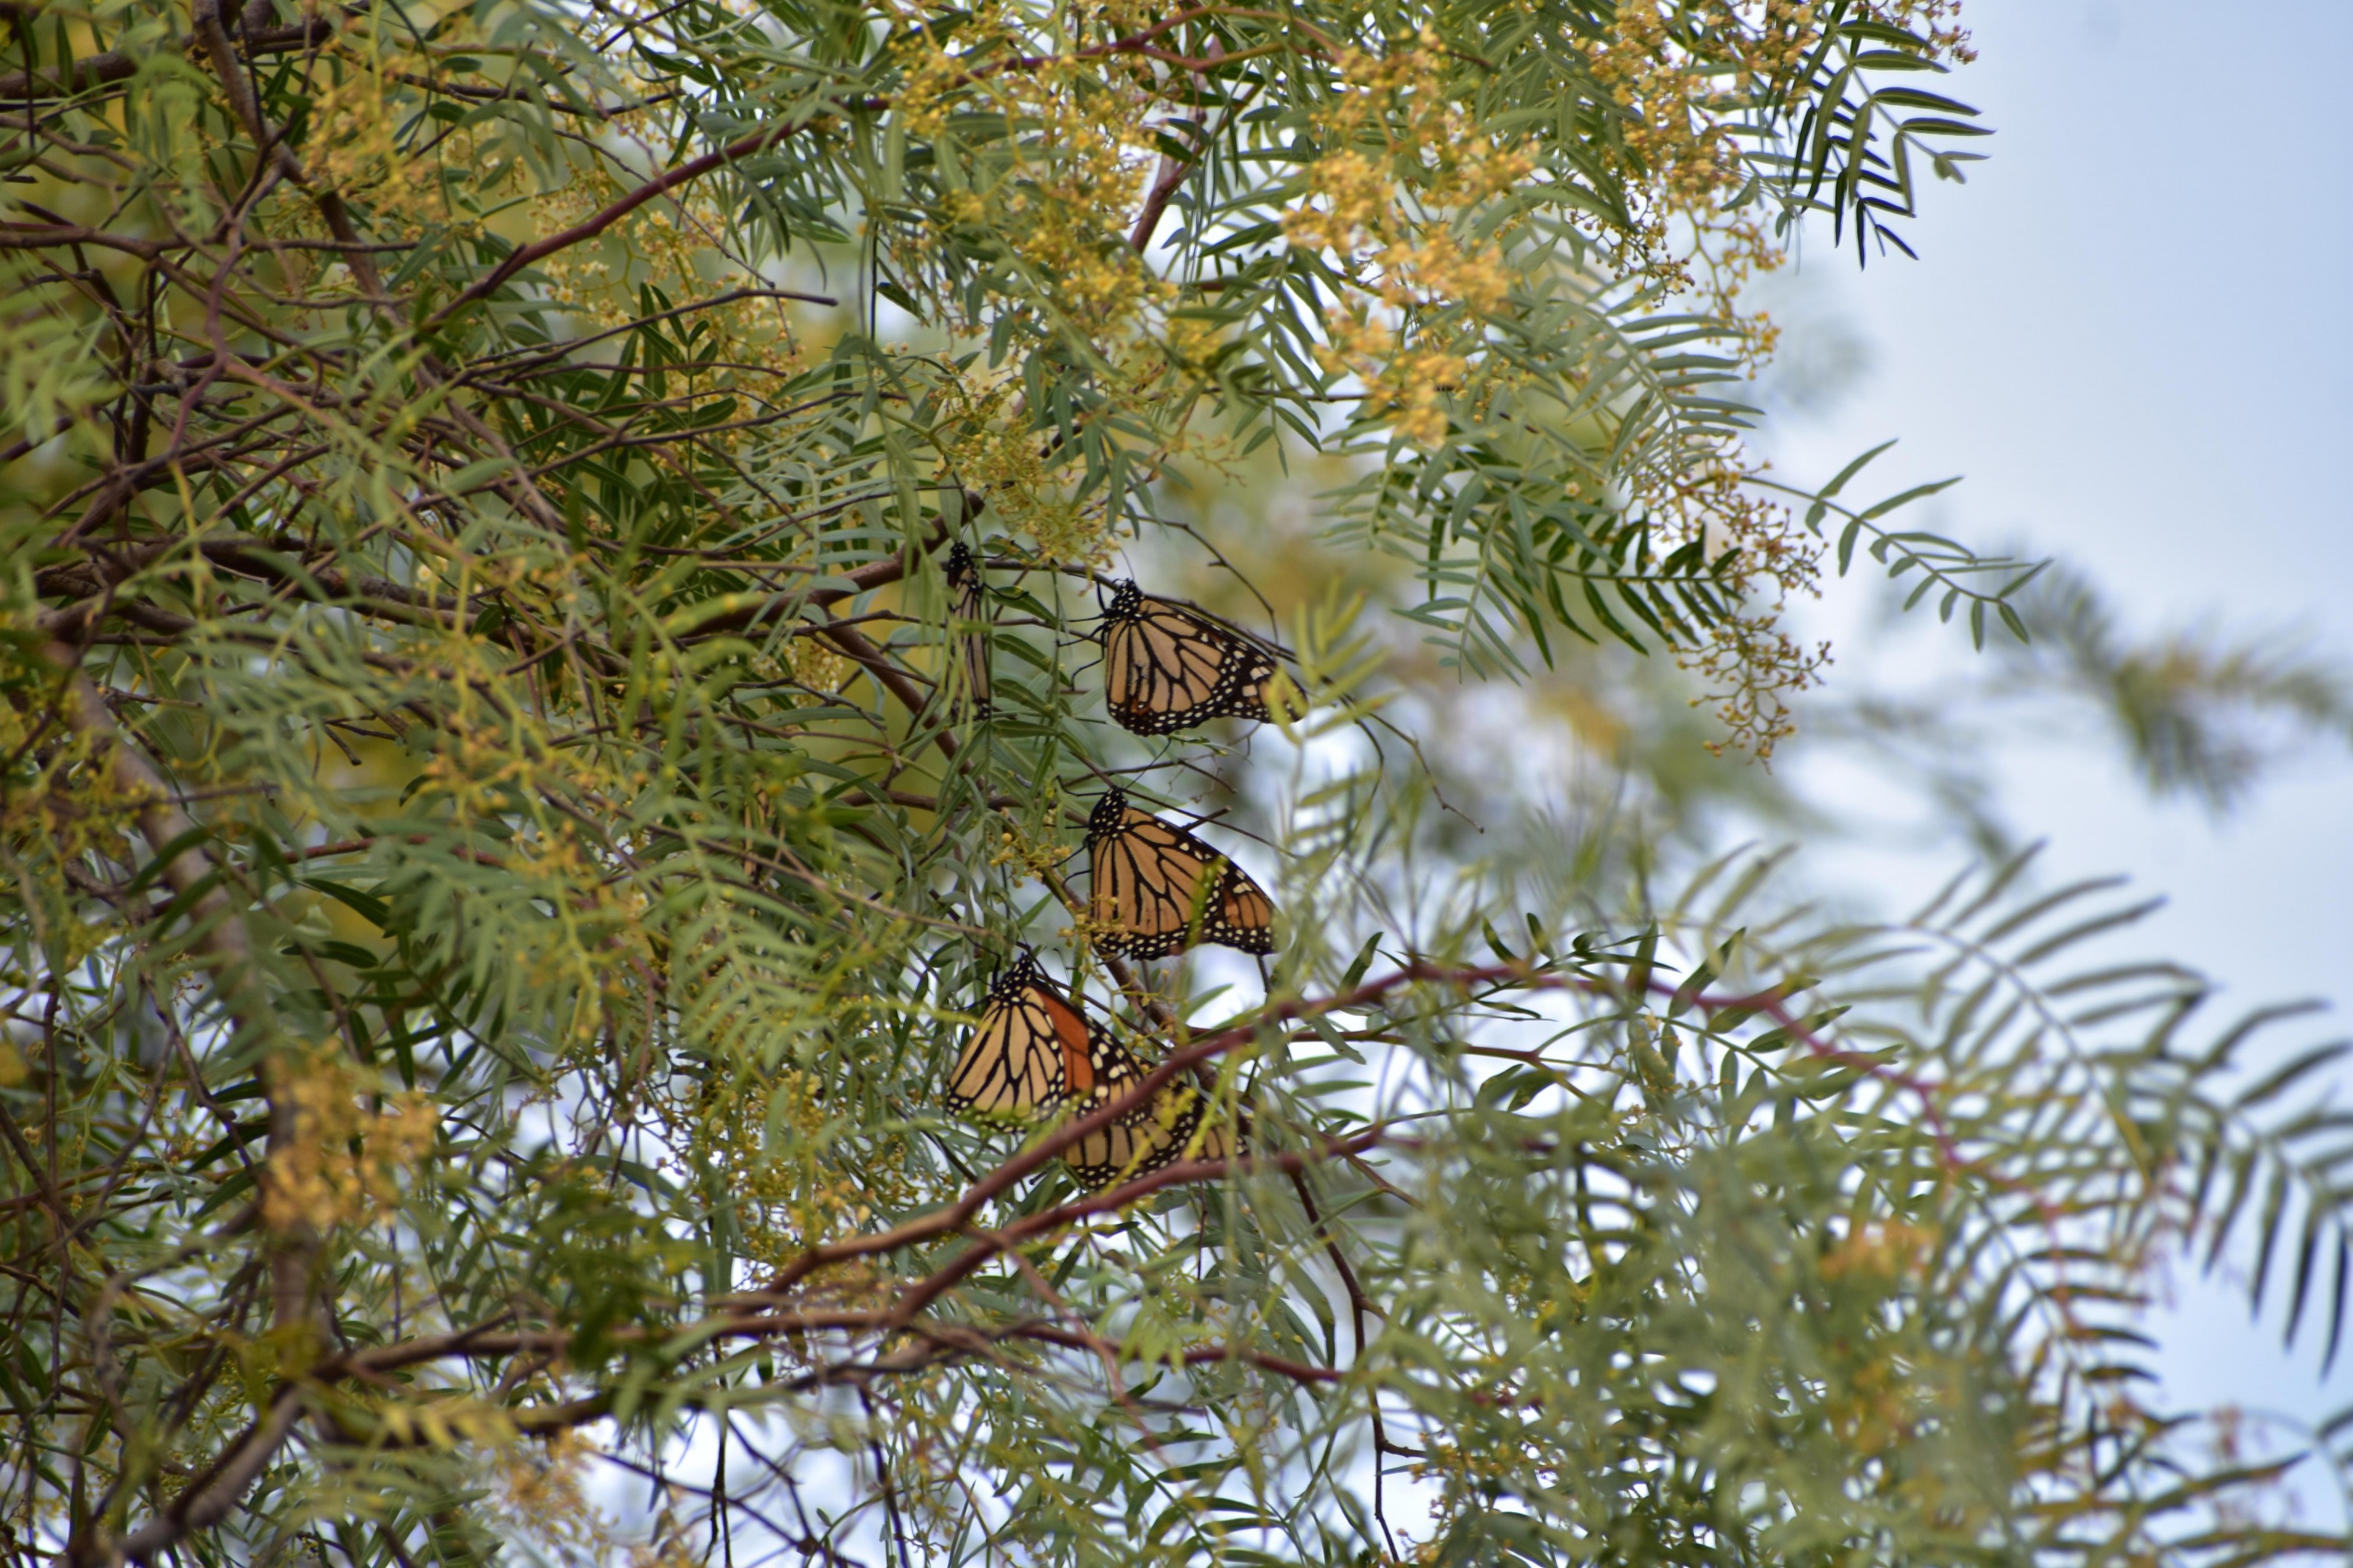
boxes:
[1086,789,1275,959]
[1060,1041,1239,1190]
[944,542,991,717]
[945,954,1104,1120]
[1098,579,1277,735]
[943,956,1240,1189]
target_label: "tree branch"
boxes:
[107,1391,308,1566]
[29,653,321,1566]
[0,18,332,99]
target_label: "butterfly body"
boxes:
[1099,579,1277,735]
[945,542,991,717]
[1085,790,1276,959]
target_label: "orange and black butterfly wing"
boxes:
[1100,582,1277,735]
[1060,1032,1210,1190]
[1206,633,1279,723]
[1088,809,1214,959]
[945,543,992,717]
[1085,792,1277,958]
[946,959,1101,1120]
[1063,1088,1206,1190]
[945,976,1063,1120]
[1103,601,1232,732]
[1205,857,1277,955]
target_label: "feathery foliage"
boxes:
[1,0,2341,1564]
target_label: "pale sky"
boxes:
[1754,0,2353,1497]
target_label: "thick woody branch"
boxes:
[32,651,320,1565]
[107,1392,307,1565]
[697,552,926,645]
[35,537,467,629]
[36,656,271,1050]
[0,18,332,99]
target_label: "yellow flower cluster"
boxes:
[1820,1218,1938,1281]
[785,634,854,693]
[263,1047,440,1234]
[933,368,1113,565]
[691,1068,916,1266]
[529,160,806,400]
[1284,40,1534,446]
[494,1430,626,1568]
[1590,0,1975,287]
[1575,4,1974,751]
[1643,458,1830,756]
[0,676,136,940]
